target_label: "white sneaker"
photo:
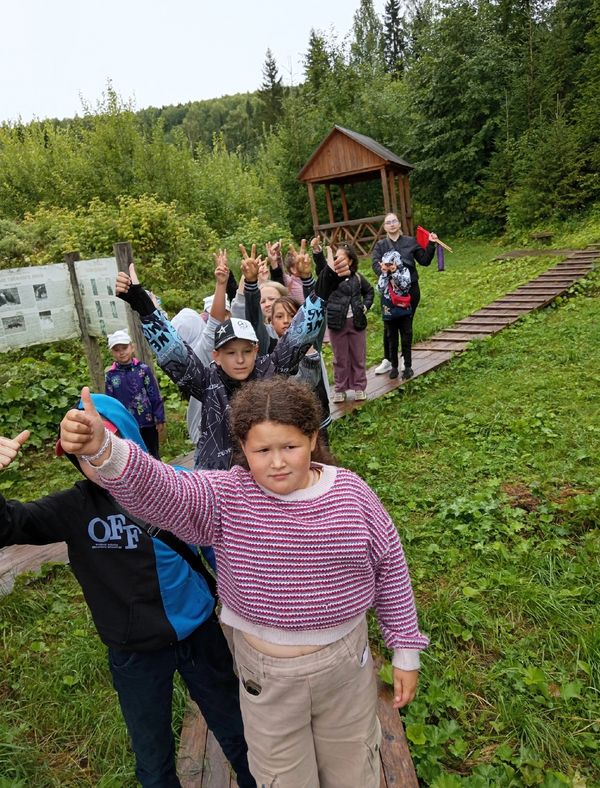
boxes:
[374,359,392,374]
[355,390,367,401]
[332,391,346,403]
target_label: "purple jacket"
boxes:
[105,358,165,428]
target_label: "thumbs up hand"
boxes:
[0,430,30,470]
[59,388,108,459]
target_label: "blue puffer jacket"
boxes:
[105,359,165,428]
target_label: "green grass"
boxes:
[331,274,600,786]
[1,236,599,785]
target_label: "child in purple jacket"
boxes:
[105,329,165,458]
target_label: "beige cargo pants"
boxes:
[232,617,382,788]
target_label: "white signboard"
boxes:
[0,263,79,351]
[74,257,128,338]
[0,257,128,352]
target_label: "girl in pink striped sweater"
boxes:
[60,378,428,788]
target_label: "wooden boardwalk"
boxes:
[0,542,68,594]
[1,245,598,786]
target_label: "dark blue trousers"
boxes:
[108,614,255,788]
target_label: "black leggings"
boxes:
[140,425,160,459]
[383,284,420,369]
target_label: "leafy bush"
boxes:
[0,344,87,448]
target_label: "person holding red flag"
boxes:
[371,213,438,380]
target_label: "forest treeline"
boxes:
[0,0,598,307]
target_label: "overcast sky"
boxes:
[1,0,385,124]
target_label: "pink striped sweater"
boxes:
[97,438,429,662]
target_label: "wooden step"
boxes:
[441,327,496,335]
[484,304,535,311]
[473,309,527,316]
[0,543,69,594]
[457,315,520,325]
[493,295,551,302]
[513,286,563,293]
[416,341,470,351]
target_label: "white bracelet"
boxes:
[81,428,112,464]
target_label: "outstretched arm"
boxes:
[269,252,350,373]
[241,249,271,355]
[117,264,211,401]
[0,430,76,547]
[59,388,221,546]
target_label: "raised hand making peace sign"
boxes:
[239,244,263,284]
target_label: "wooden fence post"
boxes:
[64,251,106,392]
[113,242,156,371]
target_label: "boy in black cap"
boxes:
[116,249,349,470]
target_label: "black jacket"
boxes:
[0,482,214,651]
[313,250,374,332]
[0,395,215,652]
[371,236,435,285]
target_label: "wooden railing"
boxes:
[316,215,386,258]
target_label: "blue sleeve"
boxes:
[268,293,325,375]
[141,309,212,402]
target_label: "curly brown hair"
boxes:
[229,377,336,467]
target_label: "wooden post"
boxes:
[113,242,156,371]
[307,182,319,233]
[397,175,408,233]
[388,171,398,215]
[339,185,349,222]
[380,167,391,214]
[324,184,335,224]
[403,176,414,235]
[64,251,106,393]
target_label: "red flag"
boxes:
[416,225,430,249]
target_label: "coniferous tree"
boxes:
[383,0,406,77]
[303,29,331,94]
[258,49,284,130]
[405,0,434,61]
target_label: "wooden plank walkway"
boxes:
[2,245,598,785]
[0,543,68,594]
[329,246,599,417]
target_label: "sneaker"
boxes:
[402,367,414,380]
[389,367,399,379]
[355,390,367,401]
[332,391,346,403]
[374,359,392,374]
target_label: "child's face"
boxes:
[334,248,351,268]
[111,343,134,364]
[212,339,258,380]
[271,304,295,338]
[260,286,281,321]
[380,261,397,274]
[242,421,318,495]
